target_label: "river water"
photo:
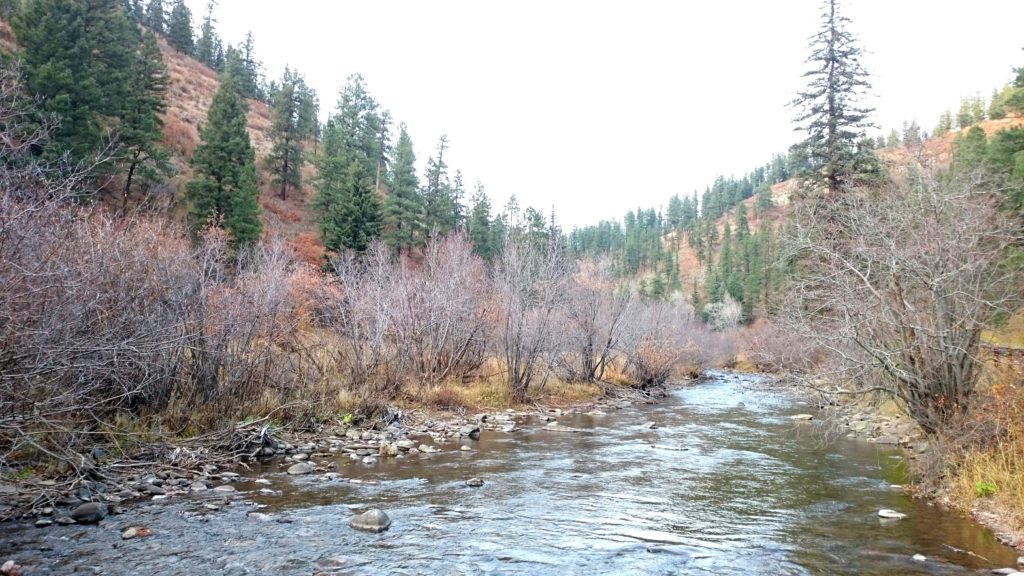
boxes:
[1,371,1019,575]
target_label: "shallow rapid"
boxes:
[2,371,1019,575]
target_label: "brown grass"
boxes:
[941,361,1024,536]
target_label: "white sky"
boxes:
[189,0,1024,229]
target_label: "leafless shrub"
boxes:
[618,301,705,387]
[779,169,1023,434]
[328,243,406,402]
[742,320,825,373]
[552,258,632,383]
[492,237,570,403]
[395,232,489,386]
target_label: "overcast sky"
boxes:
[187,0,1024,229]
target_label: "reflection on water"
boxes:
[1,371,1018,575]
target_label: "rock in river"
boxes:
[287,462,315,475]
[790,414,814,421]
[459,424,481,439]
[70,502,108,524]
[465,478,484,487]
[877,509,907,520]
[350,509,391,533]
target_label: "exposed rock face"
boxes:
[349,509,391,533]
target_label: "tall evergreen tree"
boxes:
[144,0,164,33]
[467,182,494,260]
[194,0,218,67]
[14,0,136,166]
[120,30,170,204]
[166,0,193,54]
[315,158,382,253]
[382,123,425,251]
[264,66,317,200]
[186,76,262,248]
[791,0,874,194]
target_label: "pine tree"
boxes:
[423,135,456,233]
[791,0,874,194]
[934,109,953,137]
[467,182,493,260]
[186,77,262,248]
[144,0,164,33]
[120,30,170,205]
[956,98,973,129]
[166,0,193,54]
[194,0,218,67]
[15,0,136,166]
[902,120,921,146]
[382,123,425,251]
[315,158,382,253]
[264,66,317,200]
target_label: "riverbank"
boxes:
[0,376,676,528]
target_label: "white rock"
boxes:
[790,414,814,421]
[912,553,926,561]
[877,509,907,520]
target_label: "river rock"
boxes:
[872,435,900,445]
[213,485,236,493]
[1018,556,1024,567]
[291,453,309,461]
[140,483,166,496]
[912,553,926,561]
[877,509,907,520]
[642,421,658,429]
[70,502,108,524]
[465,478,484,487]
[122,526,151,539]
[190,479,210,492]
[396,439,415,450]
[380,443,399,457]
[55,516,75,525]
[287,462,315,475]
[460,445,472,451]
[34,518,52,528]
[418,444,439,453]
[459,424,481,439]
[349,509,391,533]
[790,414,814,421]
[2,560,21,576]
[361,456,378,465]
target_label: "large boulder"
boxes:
[459,424,481,439]
[349,509,391,533]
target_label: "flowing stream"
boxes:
[1,371,1019,575]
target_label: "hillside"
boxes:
[155,36,326,264]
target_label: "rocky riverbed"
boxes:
[2,372,1022,575]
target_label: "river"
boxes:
[1,371,1019,575]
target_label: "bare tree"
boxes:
[780,169,1022,434]
[553,257,632,383]
[492,236,569,403]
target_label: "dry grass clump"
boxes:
[939,362,1024,533]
